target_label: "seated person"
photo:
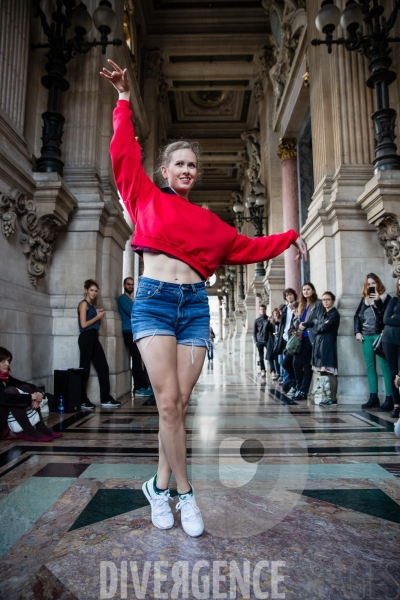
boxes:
[0,347,62,442]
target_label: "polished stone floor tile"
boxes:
[0,349,399,599]
[33,462,91,478]
[0,476,76,557]
[69,488,176,531]
[298,488,400,524]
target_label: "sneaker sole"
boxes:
[101,403,121,407]
[81,406,95,410]
[181,522,205,537]
[142,481,174,530]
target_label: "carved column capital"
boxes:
[277,138,297,161]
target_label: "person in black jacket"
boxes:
[254,304,274,378]
[310,292,340,405]
[275,288,298,388]
[381,277,400,418]
[354,273,392,410]
[0,347,61,442]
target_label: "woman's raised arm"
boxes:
[101,60,155,221]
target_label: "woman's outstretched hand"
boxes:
[100,59,130,98]
[294,237,307,263]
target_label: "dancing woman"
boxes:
[101,60,306,537]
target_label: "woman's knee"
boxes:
[157,394,182,424]
[4,386,19,394]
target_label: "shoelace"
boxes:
[176,497,199,522]
[153,493,172,517]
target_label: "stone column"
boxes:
[277,139,301,292]
[302,0,387,403]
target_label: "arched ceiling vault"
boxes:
[132,0,272,224]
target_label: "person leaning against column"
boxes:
[381,276,400,418]
[294,282,323,401]
[100,59,306,537]
[354,273,392,410]
[78,279,121,409]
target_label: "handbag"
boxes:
[8,408,40,433]
[286,333,302,354]
[372,333,385,359]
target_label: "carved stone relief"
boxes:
[0,189,61,286]
[241,130,261,186]
[264,0,306,116]
[184,91,235,117]
[144,48,167,104]
[376,213,400,278]
[253,45,274,105]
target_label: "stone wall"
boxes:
[0,0,138,400]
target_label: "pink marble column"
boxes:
[278,139,301,293]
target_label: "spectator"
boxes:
[254,304,274,378]
[310,291,340,405]
[354,273,392,410]
[282,300,299,402]
[117,277,153,398]
[381,276,400,417]
[276,288,298,386]
[208,327,215,363]
[295,282,323,400]
[0,347,62,442]
[270,308,282,381]
[78,279,121,409]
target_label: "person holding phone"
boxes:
[354,273,392,410]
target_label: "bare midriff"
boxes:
[143,252,203,284]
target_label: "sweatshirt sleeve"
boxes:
[110,100,156,222]
[222,229,299,266]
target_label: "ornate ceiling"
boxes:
[133,0,272,223]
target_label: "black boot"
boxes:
[390,406,400,418]
[378,396,394,412]
[361,393,380,409]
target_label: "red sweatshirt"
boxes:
[110,100,299,280]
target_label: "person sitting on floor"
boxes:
[0,346,62,442]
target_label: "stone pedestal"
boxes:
[278,139,301,292]
[357,170,400,225]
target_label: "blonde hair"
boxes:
[155,140,202,186]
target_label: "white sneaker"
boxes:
[272,374,279,380]
[176,485,204,537]
[142,475,174,530]
[287,387,296,397]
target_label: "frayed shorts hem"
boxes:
[133,329,209,347]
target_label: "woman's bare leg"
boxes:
[137,337,206,493]
[156,344,207,489]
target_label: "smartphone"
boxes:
[368,286,375,296]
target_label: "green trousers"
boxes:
[362,334,392,395]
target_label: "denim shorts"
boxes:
[131,277,210,348]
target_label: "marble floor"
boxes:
[0,349,400,600]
